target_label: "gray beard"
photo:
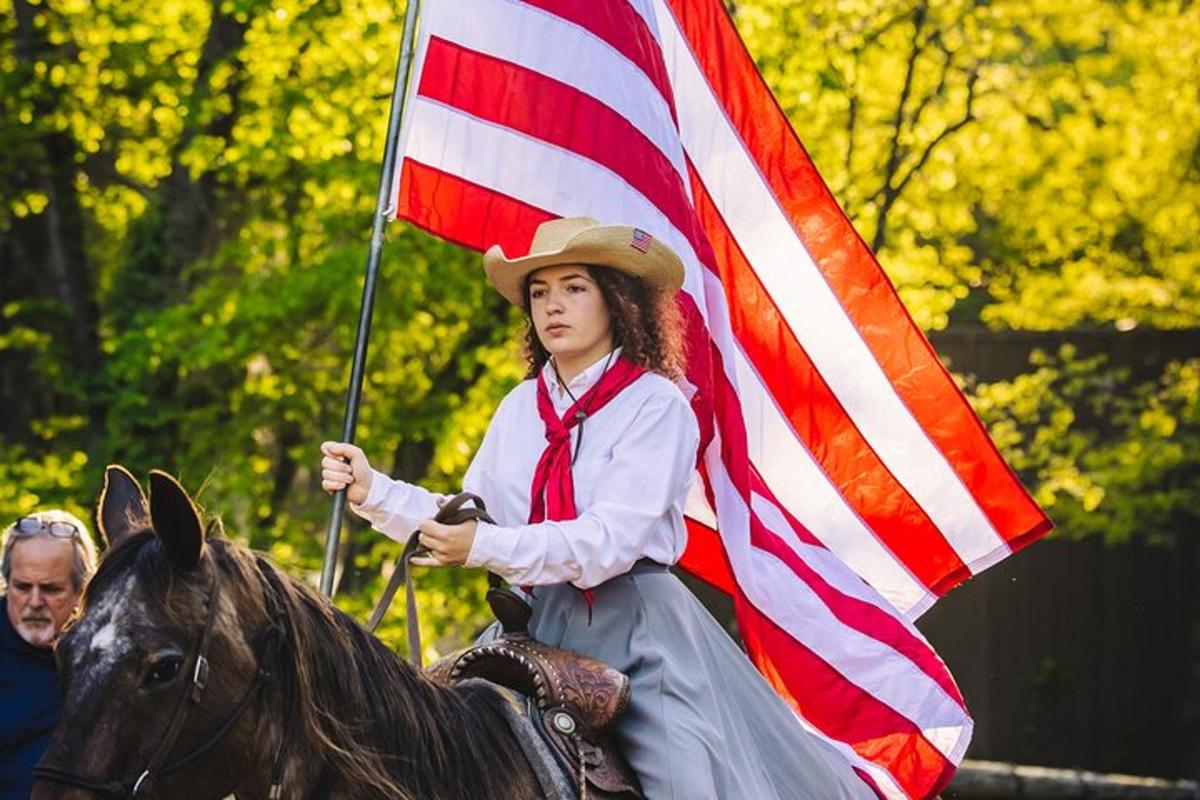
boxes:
[16,618,54,647]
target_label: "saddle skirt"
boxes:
[428,631,642,799]
[427,633,630,734]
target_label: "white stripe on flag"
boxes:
[700,268,933,614]
[787,715,910,800]
[626,0,667,46]
[651,0,1011,572]
[706,457,973,761]
[416,0,688,186]
[402,96,707,300]
[684,471,718,528]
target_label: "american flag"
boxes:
[630,227,653,252]
[387,1,1051,797]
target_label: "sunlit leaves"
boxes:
[967,348,1200,545]
[737,0,1200,330]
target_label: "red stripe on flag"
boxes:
[662,0,1051,561]
[854,768,889,800]
[676,291,717,460]
[418,37,692,241]
[396,159,552,254]
[699,331,968,707]
[681,518,736,594]
[686,159,970,593]
[518,0,679,123]
[735,588,958,799]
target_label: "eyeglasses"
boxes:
[12,517,80,540]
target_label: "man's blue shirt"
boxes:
[0,596,61,800]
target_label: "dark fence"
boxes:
[927,327,1199,384]
[919,536,1199,780]
[924,326,1200,780]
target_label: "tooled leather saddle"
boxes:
[368,493,643,800]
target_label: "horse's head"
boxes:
[34,466,273,800]
[38,467,545,800]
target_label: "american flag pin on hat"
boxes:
[630,228,652,253]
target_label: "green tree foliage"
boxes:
[0,0,1197,654]
[738,0,1200,331]
[966,348,1200,546]
[0,0,523,653]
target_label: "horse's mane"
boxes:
[87,530,534,800]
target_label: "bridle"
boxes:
[34,494,484,800]
[366,492,501,668]
[33,557,291,799]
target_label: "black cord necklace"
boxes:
[552,348,618,465]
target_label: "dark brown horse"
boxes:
[32,466,543,800]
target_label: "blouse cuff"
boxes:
[465,521,518,573]
[350,468,393,514]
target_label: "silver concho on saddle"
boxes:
[371,493,643,799]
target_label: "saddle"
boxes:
[370,493,643,799]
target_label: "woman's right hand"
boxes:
[320,441,374,505]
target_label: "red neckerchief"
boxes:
[528,356,646,617]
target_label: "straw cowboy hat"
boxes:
[483,217,685,306]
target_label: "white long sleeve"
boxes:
[349,470,446,542]
[350,395,509,541]
[352,354,699,589]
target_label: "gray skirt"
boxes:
[509,565,876,800]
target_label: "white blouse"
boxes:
[351,350,700,589]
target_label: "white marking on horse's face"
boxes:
[69,576,141,677]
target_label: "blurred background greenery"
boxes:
[1,0,1197,778]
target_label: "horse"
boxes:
[32,466,546,800]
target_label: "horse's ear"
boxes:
[148,471,204,571]
[98,465,150,550]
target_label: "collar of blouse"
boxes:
[542,346,624,413]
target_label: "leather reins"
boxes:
[366,492,502,668]
[34,557,292,798]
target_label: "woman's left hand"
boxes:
[411,518,478,567]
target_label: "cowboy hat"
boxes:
[483,217,684,306]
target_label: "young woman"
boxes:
[321,217,874,799]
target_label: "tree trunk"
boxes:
[3,0,104,445]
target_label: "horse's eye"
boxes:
[145,654,183,687]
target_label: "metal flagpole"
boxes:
[320,0,422,598]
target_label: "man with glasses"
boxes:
[1,510,97,799]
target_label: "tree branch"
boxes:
[871,0,929,250]
[894,68,980,201]
[905,31,953,141]
[873,66,979,253]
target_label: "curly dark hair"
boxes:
[521,266,687,380]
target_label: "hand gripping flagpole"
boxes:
[320,0,422,598]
